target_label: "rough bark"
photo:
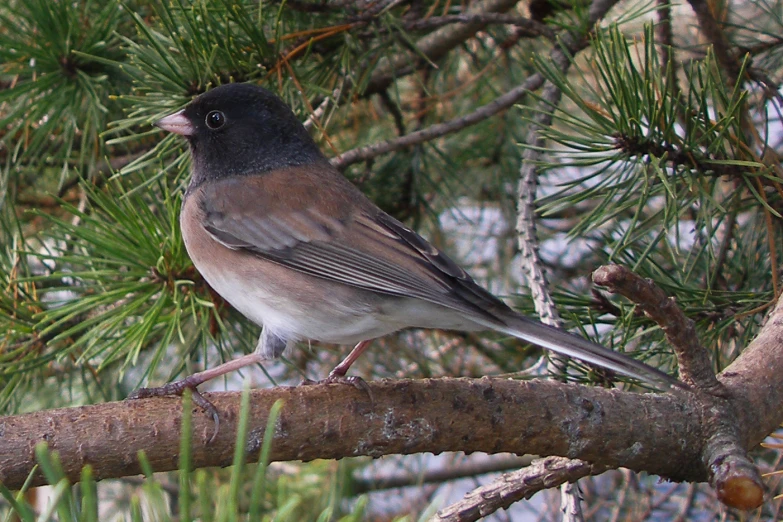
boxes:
[2,378,699,490]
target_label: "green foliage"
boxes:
[0,0,127,187]
[3,177,257,412]
[525,24,777,371]
[2,0,783,518]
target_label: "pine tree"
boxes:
[2,0,783,519]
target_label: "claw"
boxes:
[190,389,221,443]
[128,382,220,443]
[300,374,375,407]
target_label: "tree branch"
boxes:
[685,0,742,87]
[592,265,719,390]
[352,455,535,494]
[331,72,544,170]
[433,457,601,522]
[403,13,556,41]
[361,0,522,97]
[2,379,698,491]
[3,289,783,513]
[331,0,601,171]
[517,81,569,375]
[593,264,765,509]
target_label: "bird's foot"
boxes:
[301,372,374,406]
[128,380,220,443]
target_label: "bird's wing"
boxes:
[197,168,507,322]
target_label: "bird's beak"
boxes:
[154,109,195,136]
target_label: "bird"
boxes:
[131,82,682,431]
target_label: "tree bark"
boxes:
[2,378,700,490]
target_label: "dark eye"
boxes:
[205,110,225,129]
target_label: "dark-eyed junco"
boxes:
[132,83,681,427]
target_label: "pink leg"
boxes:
[303,340,375,403]
[328,339,373,379]
[128,352,267,442]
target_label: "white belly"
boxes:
[200,261,405,344]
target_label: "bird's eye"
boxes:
[205,110,226,129]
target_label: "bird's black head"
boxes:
[156,83,327,188]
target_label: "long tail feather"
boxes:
[473,312,684,390]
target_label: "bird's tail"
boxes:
[471,312,683,390]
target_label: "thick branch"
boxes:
[720,297,783,446]
[3,297,783,513]
[0,379,700,491]
[593,264,767,509]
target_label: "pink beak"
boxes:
[154,109,195,136]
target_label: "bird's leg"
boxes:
[328,339,373,380]
[128,352,267,442]
[302,340,374,403]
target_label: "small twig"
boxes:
[378,89,406,136]
[283,61,340,156]
[755,175,781,297]
[592,264,718,390]
[608,471,629,522]
[433,457,603,522]
[517,81,569,377]
[508,354,548,377]
[685,0,742,87]
[672,483,698,522]
[352,455,535,494]
[614,134,767,183]
[747,68,783,106]
[404,13,556,41]
[560,481,586,522]
[708,188,741,290]
[646,483,680,516]
[331,74,543,170]
[303,79,344,131]
[742,38,783,61]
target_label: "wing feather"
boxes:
[198,177,506,322]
